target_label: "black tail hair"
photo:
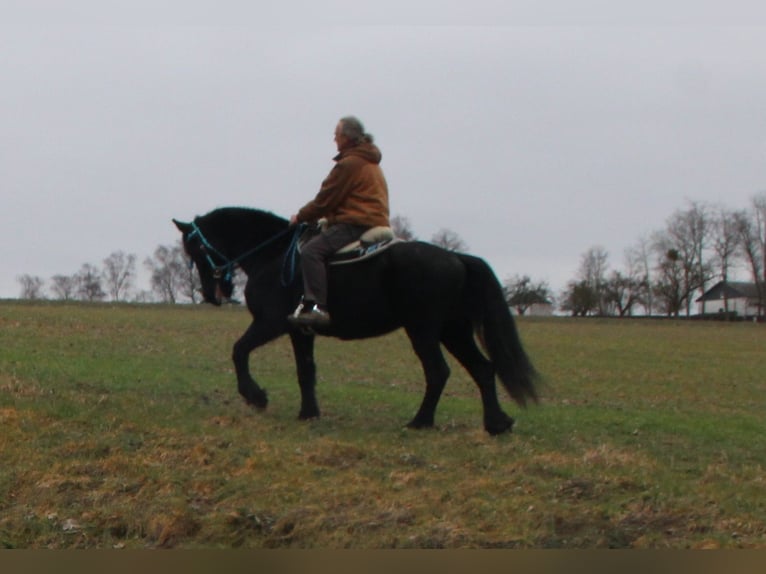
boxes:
[460,254,539,407]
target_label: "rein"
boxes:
[188,221,306,286]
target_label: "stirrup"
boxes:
[287,301,331,328]
[290,301,307,319]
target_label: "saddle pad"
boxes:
[329,237,401,266]
[336,226,395,254]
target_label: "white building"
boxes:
[696,281,762,319]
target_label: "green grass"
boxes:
[0,302,764,548]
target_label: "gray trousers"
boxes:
[300,223,367,306]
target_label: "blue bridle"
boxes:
[186,221,305,286]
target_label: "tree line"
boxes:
[15,193,766,318]
[549,192,766,318]
[17,246,203,304]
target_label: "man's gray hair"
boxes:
[339,116,374,144]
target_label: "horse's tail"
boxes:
[460,254,539,407]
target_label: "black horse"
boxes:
[173,207,538,435]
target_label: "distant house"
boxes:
[510,302,555,317]
[696,281,762,319]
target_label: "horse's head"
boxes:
[173,218,235,306]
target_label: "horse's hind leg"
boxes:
[405,328,451,429]
[441,321,514,435]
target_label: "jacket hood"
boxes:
[335,142,382,164]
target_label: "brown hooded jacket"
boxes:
[296,142,390,228]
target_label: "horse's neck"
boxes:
[211,212,290,271]
[213,211,287,248]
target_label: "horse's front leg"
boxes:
[232,321,281,409]
[289,330,319,419]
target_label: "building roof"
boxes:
[696,281,761,302]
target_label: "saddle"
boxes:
[299,221,399,266]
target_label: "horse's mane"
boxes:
[196,206,289,236]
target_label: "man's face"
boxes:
[334,121,351,151]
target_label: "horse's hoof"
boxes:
[406,418,434,430]
[486,416,515,436]
[244,394,268,411]
[245,400,268,412]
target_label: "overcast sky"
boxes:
[3,2,766,299]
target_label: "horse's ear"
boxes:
[173,219,193,234]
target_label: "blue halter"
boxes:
[187,221,305,286]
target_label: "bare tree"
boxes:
[50,274,78,301]
[133,290,156,303]
[625,236,655,315]
[653,248,685,317]
[603,270,646,317]
[710,206,740,283]
[102,251,137,302]
[577,246,610,315]
[706,205,740,315]
[680,202,713,316]
[75,263,106,302]
[145,243,199,303]
[654,203,712,316]
[145,244,181,303]
[734,192,766,316]
[757,192,766,285]
[390,215,416,240]
[431,228,468,252]
[755,192,766,316]
[17,274,45,300]
[503,275,552,315]
[559,280,598,317]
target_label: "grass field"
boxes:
[1,301,764,549]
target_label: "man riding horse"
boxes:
[288,116,390,328]
[173,118,538,434]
